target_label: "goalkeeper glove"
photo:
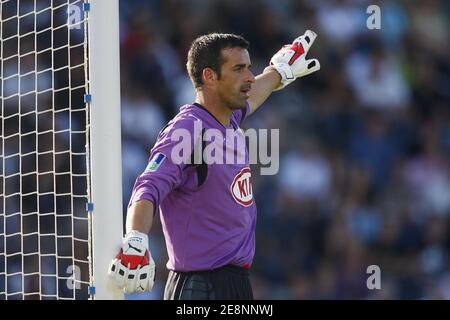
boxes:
[268,30,321,91]
[108,230,155,293]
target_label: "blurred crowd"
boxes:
[119,0,450,299]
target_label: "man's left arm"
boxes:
[247,67,281,115]
[248,30,321,116]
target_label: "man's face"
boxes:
[215,47,255,110]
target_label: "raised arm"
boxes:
[248,30,321,115]
[248,67,282,115]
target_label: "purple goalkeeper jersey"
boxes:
[129,103,256,272]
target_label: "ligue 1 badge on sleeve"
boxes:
[146,152,166,172]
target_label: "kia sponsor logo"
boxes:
[230,167,253,207]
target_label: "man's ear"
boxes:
[202,67,217,86]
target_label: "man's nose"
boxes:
[246,70,256,83]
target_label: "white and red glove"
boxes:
[268,30,321,91]
[108,230,155,293]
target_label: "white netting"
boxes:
[0,0,91,299]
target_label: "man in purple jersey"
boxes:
[109,31,320,299]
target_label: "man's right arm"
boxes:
[109,116,200,293]
[108,188,159,293]
[126,199,154,234]
[108,199,156,292]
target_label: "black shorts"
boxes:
[164,265,253,300]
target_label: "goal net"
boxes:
[1,0,123,300]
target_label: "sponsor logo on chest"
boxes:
[230,167,253,207]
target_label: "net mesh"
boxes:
[0,0,91,300]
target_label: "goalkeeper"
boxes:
[109,31,320,299]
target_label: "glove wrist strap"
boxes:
[125,230,149,248]
[271,63,295,91]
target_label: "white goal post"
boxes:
[87,0,123,300]
[0,0,124,300]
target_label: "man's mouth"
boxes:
[240,86,251,98]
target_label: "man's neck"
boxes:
[195,92,232,126]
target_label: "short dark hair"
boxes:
[187,33,249,88]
